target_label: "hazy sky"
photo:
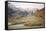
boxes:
[8,2,44,11]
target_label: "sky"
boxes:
[8,1,44,16]
[8,2,44,11]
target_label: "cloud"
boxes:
[8,2,44,16]
[8,2,44,11]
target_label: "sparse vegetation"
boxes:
[8,16,44,27]
[24,16,44,27]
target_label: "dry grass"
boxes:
[8,16,44,27]
[24,16,44,27]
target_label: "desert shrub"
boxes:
[8,16,25,25]
[24,16,44,27]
